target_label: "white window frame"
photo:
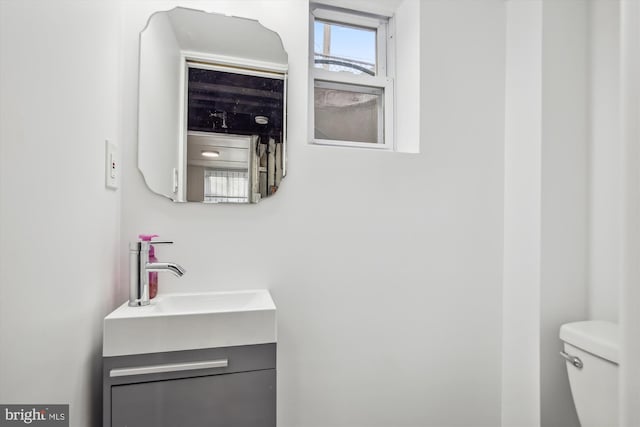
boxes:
[309,4,395,150]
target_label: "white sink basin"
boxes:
[103,290,276,357]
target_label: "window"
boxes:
[309,4,394,149]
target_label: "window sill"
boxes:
[310,138,392,150]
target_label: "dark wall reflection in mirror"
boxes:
[188,67,284,135]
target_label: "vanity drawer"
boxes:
[103,343,275,385]
[103,343,276,427]
[111,369,276,427]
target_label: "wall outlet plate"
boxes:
[105,140,118,190]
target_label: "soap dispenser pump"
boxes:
[138,234,159,299]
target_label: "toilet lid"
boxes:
[560,320,619,363]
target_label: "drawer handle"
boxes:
[110,358,228,377]
[560,351,583,369]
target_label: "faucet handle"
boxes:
[130,240,175,251]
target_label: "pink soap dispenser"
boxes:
[139,234,159,299]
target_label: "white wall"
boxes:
[394,0,420,154]
[120,1,506,426]
[540,2,589,427]
[502,2,589,426]
[502,2,542,426]
[588,0,621,323]
[0,1,121,426]
[619,1,640,425]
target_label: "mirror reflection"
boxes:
[137,7,288,203]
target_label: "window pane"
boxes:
[314,83,382,144]
[314,20,376,76]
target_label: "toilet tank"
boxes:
[559,321,618,427]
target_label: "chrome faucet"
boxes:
[129,240,186,307]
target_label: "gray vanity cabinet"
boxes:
[103,344,276,427]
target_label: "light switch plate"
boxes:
[105,140,118,189]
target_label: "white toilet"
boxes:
[559,320,619,427]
